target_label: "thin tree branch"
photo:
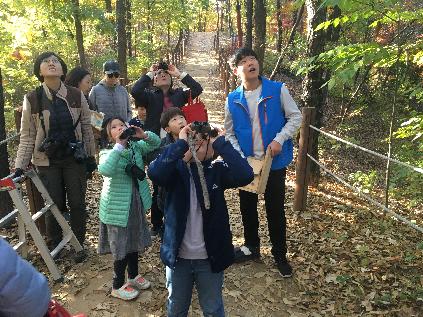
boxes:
[270,3,305,80]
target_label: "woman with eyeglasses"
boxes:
[13,51,96,253]
[89,60,132,122]
[131,62,203,137]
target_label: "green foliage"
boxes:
[394,112,423,143]
[0,0,215,133]
[348,170,378,194]
[294,0,423,205]
[388,111,423,204]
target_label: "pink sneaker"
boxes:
[127,274,151,290]
[110,282,139,300]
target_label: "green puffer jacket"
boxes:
[98,131,161,227]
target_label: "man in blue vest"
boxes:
[224,47,302,277]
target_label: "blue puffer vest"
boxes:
[227,76,293,169]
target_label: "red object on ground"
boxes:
[0,177,16,191]
[46,300,86,317]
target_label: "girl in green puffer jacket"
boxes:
[97,116,160,301]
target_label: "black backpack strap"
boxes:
[36,86,47,136]
[73,112,82,130]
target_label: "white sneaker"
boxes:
[111,282,139,300]
[127,274,151,290]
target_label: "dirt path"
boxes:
[46,32,301,317]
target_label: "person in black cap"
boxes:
[89,60,132,122]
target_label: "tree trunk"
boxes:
[254,0,267,72]
[0,68,13,218]
[326,5,341,42]
[270,3,304,80]
[245,0,253,49]
[301,0,327,185]
[198,8,202,31]
[167,23,171,63]
[126,0,132,58]
[105,0,112,12]
[236,0,243,47]
[116,0,128,83]
[216,7,220,50]
[71,0,87,68]
[147,0,153,44]
[321,6,341,121]
[227,0,233,36]
[276,0,283,52]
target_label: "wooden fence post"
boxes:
[293,107,316,211]
[14,110,45,234]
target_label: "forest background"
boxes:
[0,0,422,314]
[0,0,422,227]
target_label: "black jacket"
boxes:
[130,74,203,135]
[148,137,254,272]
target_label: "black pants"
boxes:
[239,168,287,261]
[151,184,163,229]
[37,156,87,246]
[113,252,138,289]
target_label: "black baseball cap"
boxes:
[103,60,120,74]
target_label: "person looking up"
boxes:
[14,51,96,250]
[131,62,203,137]
[224,47,302,277]
[131,62,203,235]
[148,122,254,316]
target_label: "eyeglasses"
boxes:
[107,72,120,78]
[42,58,60,64]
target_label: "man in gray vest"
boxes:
[89,60,132,122]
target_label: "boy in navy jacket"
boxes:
[148,124,253,317]
[224,47,302,277]
[147,107,188,236]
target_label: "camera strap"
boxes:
[36,86,47,137]
[187,134,210,210]
[36,85,81,137]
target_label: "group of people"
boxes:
[3,47,302,317]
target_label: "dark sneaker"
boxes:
[276,260,293,278]
[234,245,260,263]
[74,249,88,263]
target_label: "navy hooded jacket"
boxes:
[0,238,51,317]
[148,136,254,272]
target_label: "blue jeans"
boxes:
[166,258,225,317]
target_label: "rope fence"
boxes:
[307,154,423,233]
[309,125,423,174]
[0,132,20,146]
[294,107,422,234]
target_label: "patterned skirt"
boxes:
[98,182,152,260]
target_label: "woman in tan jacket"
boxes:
[14,52,95,251]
